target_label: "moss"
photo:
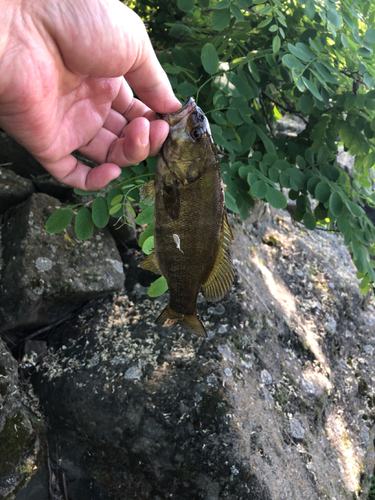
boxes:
[262,234,281,247]
[0,412,34,476]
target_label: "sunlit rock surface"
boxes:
[22,209,375,500]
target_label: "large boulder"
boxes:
[0,167,35,215]
[0,339,45,500]
[0,193,125,335]
[28,210,375,499]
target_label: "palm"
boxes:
[0,0,180,190]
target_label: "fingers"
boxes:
[78,116,169,166]
[42,155,122,191]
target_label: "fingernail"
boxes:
[140,124,149,146]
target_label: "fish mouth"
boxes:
[159,97,196,125]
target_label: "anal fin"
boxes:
[202,211,234,302]
[140,252,162,275]
[156,304,206,337]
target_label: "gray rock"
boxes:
[0,167,35,214]
[17,209,375,500]
[0,193,125,333]
[0,339,45,499]
[32,173,73,201]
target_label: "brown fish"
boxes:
[140,97,234,337]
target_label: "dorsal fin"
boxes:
[140,180,155,206]
[140,252,162,275]
[202,212,234,302]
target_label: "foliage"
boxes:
[47,0,375,295]
[133,0,375,293]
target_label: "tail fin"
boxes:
[156,304,206,338]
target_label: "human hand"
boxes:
[0,0,180,190]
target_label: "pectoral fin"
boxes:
[140,181,155,206]
[140,252,162,275]
[202,212,234,302]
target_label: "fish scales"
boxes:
[140,97,234,336]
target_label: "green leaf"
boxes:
[304,1,315,19]
[225,191,239,213]
[327,9,341,29]
[92,196,110,228]
[176,82,197,97]
[45,209,74,234]
[214,0,230,8]
[298,95,313,114]
[266,186,287,209]
[273,35,281,54]
[337,214,349,235]
[142,236,155,255]
[211,110,227,125]
[305,148,314,165]
[250,180,268,198]
[365,27,375,44]
[303,212,316,230]
[317,145,329,164]
[73,188,100,196]
[355,246,369,275]
[329,192,344,217]
[346,200,363,217]
[274,159,290,171]
[135,206,154,225]
[248,61,260,82]
[139,223,154,248]
[302,77,323,101]
[315,182,331,203]
[214,74,239,97]
[230,3,244,21]
[254,126,276,154]
[201,43,219,75]
[282,54,305,72]
[287,42,315,62]
[227,108,243,125]
[211,8,231,30]
[148,276,169,298]
[75,206,94,240]
[109,204,122,215]
[177,0,195,12]
[110,194,124,206]
[107,187,125,218]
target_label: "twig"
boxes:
[263,93,308,124]
[0,162,13,167]
[62,472,68,500]
[259,91,275,137]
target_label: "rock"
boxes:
[0,339,45,499]
[0,132,46,179]
[16,209,375,499]
[0,167,35,215]
[0,193,125,335]
[32,174,73,201]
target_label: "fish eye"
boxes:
[192,128,203,141]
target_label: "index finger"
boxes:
[124,26,181,114]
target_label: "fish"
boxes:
[140,97,234,337]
